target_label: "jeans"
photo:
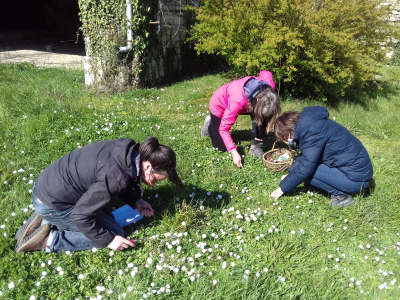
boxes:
[32,191,124,253]
[306,164,370,196]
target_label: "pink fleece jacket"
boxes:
[209,70,276,152]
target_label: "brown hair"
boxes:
[274,111,301,141]
[247,87,281,134]
[139,136,183,187]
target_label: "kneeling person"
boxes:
[16,136,181,253]
[270,106,373,207]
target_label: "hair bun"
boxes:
[153,137,160,147]
[150,136,160,150]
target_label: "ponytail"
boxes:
[139,136,160,161]
[139,136,183,187]
[248,87,281,134]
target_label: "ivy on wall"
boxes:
[78,0,152,89]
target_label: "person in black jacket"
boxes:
[16,136,182,253]
[270,106,373,207]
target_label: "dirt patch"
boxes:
[0,38,85,69]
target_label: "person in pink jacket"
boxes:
[201,70,280,168]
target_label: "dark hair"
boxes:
[274,111,301,141]
[247,87,281,133]
[139,136,182,186]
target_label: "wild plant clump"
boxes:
[189,0,400,100]
[78,0,151,91]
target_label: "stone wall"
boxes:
[380,0,400,58]
[141,0,197,85]
[385,0,400,24]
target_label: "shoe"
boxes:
[15,224,51,253]
[15,212,43,246]
[201,115,211,137]
[330,193,355,207]
[249,144,264,158]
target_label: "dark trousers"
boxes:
[208,112,267,152]
[305,164,370,196]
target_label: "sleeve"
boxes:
[70,180,116,248]
[218,93,247,152]
[70,165,133,248]
[279,126,327,192]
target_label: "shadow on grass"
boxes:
[114,184,232,235]
[285,177,376,202]
[139,51,230,89]
[363,178,376,197]
[231,129,252,144]
[326,80,400,110]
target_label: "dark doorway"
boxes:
[0,0,84,57]
[0,0,81,40]
[0,0,46,31]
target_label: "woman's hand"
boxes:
[108,235,135,251]
[135,199,155,217]
[231,149,242,168]
[270,187,284,200]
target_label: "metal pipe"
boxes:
[118,0,133,53]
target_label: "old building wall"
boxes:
[385,0,400,24]
[141,0,197,85]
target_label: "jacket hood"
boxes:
[294,106,329,140]
[257,70,276,90]
[258,70,270,78]
[111,138,138,173]
[301,106,329,121]
[111,138,143,195]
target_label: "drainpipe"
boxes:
[119,0,133,53]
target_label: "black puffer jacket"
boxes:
[35,138,143,248]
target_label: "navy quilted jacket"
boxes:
[280,106,373,193]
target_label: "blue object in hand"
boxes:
[112,205,143,227]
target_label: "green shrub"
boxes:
[189,0,400,100]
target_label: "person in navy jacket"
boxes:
[270,106,373,207]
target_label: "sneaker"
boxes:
[249,144,264,158]
[201,115,211,137]
[15,211,43,246]
[330,193,355,207]
[15,224,51,253]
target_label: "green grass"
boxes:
[0,63,400,299]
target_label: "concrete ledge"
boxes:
[0,50,83,69]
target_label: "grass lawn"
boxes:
[0,62,400,299]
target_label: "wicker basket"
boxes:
[263,140,294,172]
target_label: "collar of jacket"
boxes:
[130,144,141,179]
